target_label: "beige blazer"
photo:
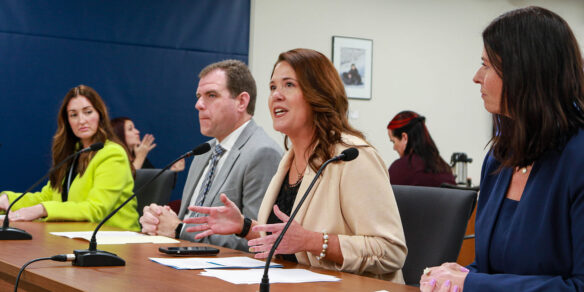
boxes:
[257,134,407,283]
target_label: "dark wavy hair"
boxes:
[387,111,451,173]
[50,85,125,192]
[484,6,584,168]
[272,48,366,171]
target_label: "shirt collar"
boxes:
[215,120,250,152]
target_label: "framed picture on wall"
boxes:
[332,36,373,100]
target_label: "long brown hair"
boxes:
[272,48,366,171]
[484,6,584,168]
[49,85,123,192]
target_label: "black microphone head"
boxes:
[191,143,211,156]
[340,147,359,161]
[89,142,105,151]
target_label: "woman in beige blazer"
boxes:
[185,48,407,282]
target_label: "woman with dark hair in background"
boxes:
[0,85,140,231]
[111,117,184,171]
[184,48,407,282]
[111,117,156,169]
[420,6,584,291]
[387,110,455,187]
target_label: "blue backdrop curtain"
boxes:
[0,0,250,201]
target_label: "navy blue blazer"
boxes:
[465,129,584,291]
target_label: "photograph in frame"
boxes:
[332,36,373,100]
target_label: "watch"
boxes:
[175,222,184,239]
[236,217,252,238]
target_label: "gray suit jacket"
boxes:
[178,119,282,251]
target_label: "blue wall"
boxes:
[0,1,250,201]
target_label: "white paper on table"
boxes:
[150,257,224,270]
[207,257,283,269]
[50,231,179,244]
[200,268,341,284]
[150,256,282,270]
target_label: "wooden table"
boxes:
[0,222,419,292]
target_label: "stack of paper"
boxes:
[150,256,340,284]
[50,231,179,244]
[200,268,341,284]
[149,256,282,270]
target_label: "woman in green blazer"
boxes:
[0,85,139,231]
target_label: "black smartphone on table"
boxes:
[158,246,220,256]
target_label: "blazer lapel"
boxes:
[476,167,512,272]
[204,148,240,207]
[203,121,256,207]
[178,140,214,218]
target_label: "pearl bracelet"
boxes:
[315,231,329,261]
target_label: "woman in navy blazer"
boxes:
[420,6,584,291]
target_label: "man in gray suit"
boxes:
[139,60,282,251]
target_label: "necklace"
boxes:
[293,157,305,182]
[516,165,530,174]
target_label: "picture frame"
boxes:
[332,36,373,100]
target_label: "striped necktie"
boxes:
[195,144,225,206]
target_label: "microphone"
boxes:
[72,142,211,267]
[259,147,359,292]
[0,142,104,240]
[336,147,358,162]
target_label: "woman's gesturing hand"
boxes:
[134,134,156,158]
[184,193,244,239]
[247,205,315,258]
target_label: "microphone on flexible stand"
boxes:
[259,147,359,292]
[72,142,211,267]
[0,143,104,240]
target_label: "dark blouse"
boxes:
[267,172,300,263]
[62,155,79,202]
[388,154,455,187]
[488,198,518,273]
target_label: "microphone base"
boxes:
[0,227,33,240]
[259,276,270,292]
[72,249,125,267]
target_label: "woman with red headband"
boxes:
[386,111,455,187]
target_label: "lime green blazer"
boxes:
[4,140,139,231]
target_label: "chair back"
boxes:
[392,185,477,286]
[134,169,176,217]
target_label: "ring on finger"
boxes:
[424,267,431,275]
